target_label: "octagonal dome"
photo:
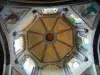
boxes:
[25,15,76,63]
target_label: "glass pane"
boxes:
[68,58,80,72]
[23,58,35,75]
[42,8,58,14]
[14,37,24,54]
[72,62,80,69]
[82,37,88,44]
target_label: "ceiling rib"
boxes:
[52,18,59,30]
[41,44,47,62]
[52,44,60,61]
[57,28,71,34]
[57,39,72,48]
[40,18,48,31]
[28,31,44,36]
[29,40,43,50]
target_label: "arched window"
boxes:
[81,37,89,50]
[41,65,63,75]
[22,57,36,75]
[68,58,80,72]
[14,35,24,54]
[42,8,58,14]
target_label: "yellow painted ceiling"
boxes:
[24,15,76,63]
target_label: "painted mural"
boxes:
[0,7,30,32]
[71,2,100,29]
[79,2,100,19]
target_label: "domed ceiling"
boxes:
[24,14,76,63]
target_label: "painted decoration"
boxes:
[71,3,99,29]
[0,7,30,32]
[1,7,29,24]
[79,2,100,19]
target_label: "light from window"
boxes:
[23,58,35,75]
[75,18,82,23]
[82,37,88,44]
[14,36,24,54]
[72,62,80,69]
[42,8,58,14]
[68,58,80,72]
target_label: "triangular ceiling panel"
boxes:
[29,19,46,34]
[43,44,59,62]
[42,17,57,30]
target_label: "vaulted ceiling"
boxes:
[24,14,76,63]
